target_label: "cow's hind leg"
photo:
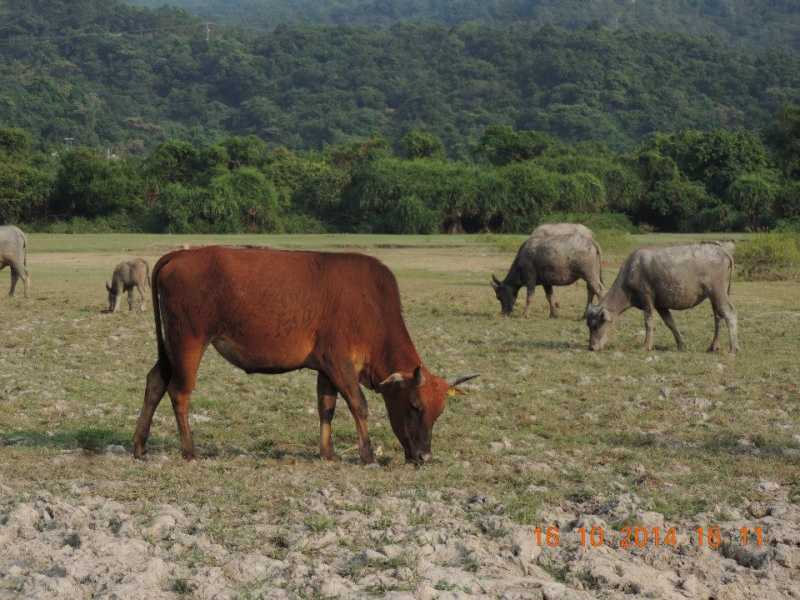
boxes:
[133,362,169,458]
[127,288,135,312]
[327,369,375,465]
[317,372,338,461]
[544,285,559,319]
[657,307,686,351]
[166,340,206,460]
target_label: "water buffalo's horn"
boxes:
[447,374,479,387]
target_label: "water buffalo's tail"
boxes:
[592,238,605,286]
[150,252,177,383]
[726,248,734,296]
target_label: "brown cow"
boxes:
[132,246,477,465]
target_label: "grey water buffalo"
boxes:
[532,222,594,240]
[107,258,150,312]
[491,231,604,318]
[586,242,738,353]
[0,225,30,298]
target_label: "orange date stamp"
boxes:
[533,526,766,549]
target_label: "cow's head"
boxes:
[379,367,478,465]
[586,304,614,351]
[490,275,517,316]
[105,281,118,312]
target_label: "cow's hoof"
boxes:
[707,346,720,353]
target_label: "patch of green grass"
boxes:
[304,514,336,533]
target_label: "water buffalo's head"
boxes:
[379,367,478,465]
[105,281,118,312]
[586,304,614,351]
[490,275,517,316]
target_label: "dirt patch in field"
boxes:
[1,479,798,599]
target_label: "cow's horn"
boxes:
[491,275,501,286]
[379,372,406,387]
[413,366,425,387]
[447,374,479,387]
[105,281,111,292]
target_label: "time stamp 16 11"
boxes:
[534,526,766,549]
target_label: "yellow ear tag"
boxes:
[447,388,458,397]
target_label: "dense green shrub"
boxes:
[736,234,800,280]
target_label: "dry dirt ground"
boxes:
[1,233,799,599]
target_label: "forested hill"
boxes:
[127,0,800,51]
[1,0,799,154]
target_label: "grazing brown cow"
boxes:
[133,246,477,465]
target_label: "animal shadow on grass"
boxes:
[505,339,583,351]
[0,427,134,454]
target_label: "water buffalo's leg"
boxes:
[8,266,18,297]
[328,370,375,464]
[643,305,656,351]
[522,286,535,318]
[708,309,722,353]
[136,284,146,311]
[7,259,29,298]
[544,285,558,319]
[166,340,206,460]
[657,307,685,351]
[133,362,169,458]
[711,294,739,354]
[316,372,338,460]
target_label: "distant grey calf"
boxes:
[586,242,738,353]
[107,258,150,312]
[0,225,30,298]
[491,231,604,318]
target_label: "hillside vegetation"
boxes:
[0,0,798,153]
[128,0,800,50]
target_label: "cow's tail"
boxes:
[592,238,605,286]
[145,260,151,289]
[150,253,176,383]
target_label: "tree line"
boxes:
[2,110,798,234]
[127,0,800,51]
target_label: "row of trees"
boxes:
[1,0,799,153]
[1,111,798,234]
[128,0,800,51]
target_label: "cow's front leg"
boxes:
[334,374,375,464]
[316,372,339,461]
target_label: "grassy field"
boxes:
[1,232,799,596]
